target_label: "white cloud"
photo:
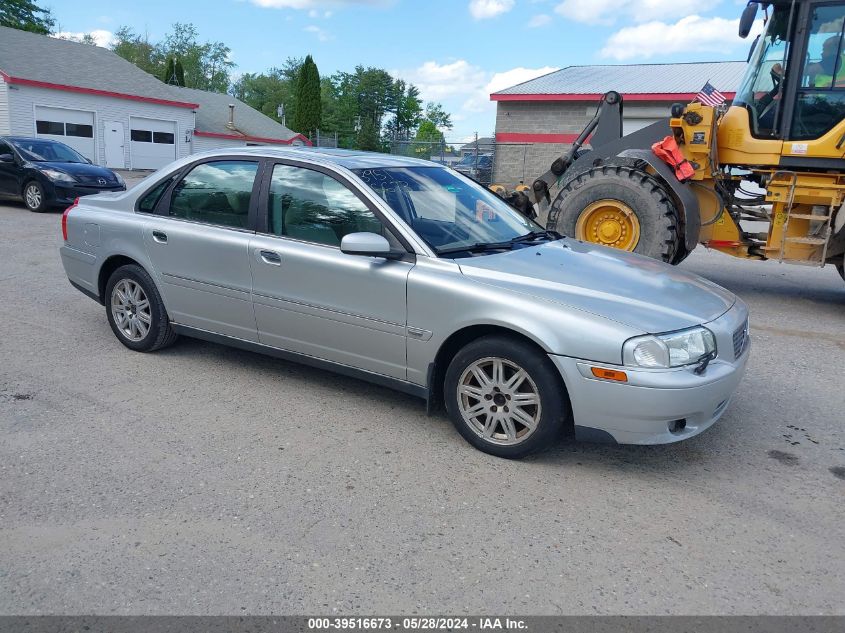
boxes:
[54,29,115,47]
[403,60,488,101]
[555,0,710,25]
[469,0,515,20]
[304,24,333,41]
[528,14,552,28]
[600,15,762,60]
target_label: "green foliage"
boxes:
[111,23,234,92]
[231,58,302,124]
[162,57,186,86]
[0,0,54,34]
[424,103,453,131]
[293,55,322,137]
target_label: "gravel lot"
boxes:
[1,193,843,615]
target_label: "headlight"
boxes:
[39,168,77,183]
[113,172,125,187]
[623,326,716,369]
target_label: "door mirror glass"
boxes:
[739,2,758,38]
[0,153,14,163]
[341,232,399,259]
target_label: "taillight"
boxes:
[62,198,79,241]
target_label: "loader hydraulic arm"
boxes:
[530,91,623,205]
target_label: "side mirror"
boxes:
[340,232,402,259]
[0,153,14,163]
[739,2,758,38]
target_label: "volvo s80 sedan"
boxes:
[60,148,749,458]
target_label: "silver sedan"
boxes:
[59,148,749,458]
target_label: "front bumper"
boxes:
[48,182,125,206]
[551,305,750,445]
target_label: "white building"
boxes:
[0,26,308,171]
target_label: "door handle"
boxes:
[152,230,168,244]
[259,250,282,265]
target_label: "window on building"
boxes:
[153,132,175,145]
[65,123,94,138]
[267,164,385,247]
[131,130,153,143]
[36,120,65,135]
[168,161,258,229]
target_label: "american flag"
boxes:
[696,81,727,107]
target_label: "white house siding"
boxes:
[0,76,10,135]
[5,84,194,168]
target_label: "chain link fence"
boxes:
[389,137,497,187]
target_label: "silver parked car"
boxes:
[60,148,749,458]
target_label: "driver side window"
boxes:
[791,3,845,139]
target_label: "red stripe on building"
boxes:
[496,132,582,144]
[490,92,735,102]
[1,73,200,109]
[194,130,313,146]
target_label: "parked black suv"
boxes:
[0,136,125,212]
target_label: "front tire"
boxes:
[444,336,570,458]
[23,181,47,213]
[105,264,177,352]
[548,165,681,263]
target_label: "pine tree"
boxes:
[293,55,322,137]
[163,57,186,86]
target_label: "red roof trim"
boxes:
[491,92,735,102]
[2,74,199,109]
[496,132,582,144]
[194,130,313,146]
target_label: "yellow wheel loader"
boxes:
[521,0,845,282]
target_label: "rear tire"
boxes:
[23,181,47,213]
[444,335,570,459]
[105,264,177,352]
[548,164,681,263]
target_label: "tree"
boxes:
[230,58,302,125]
[111,23,235,93]
[414,120,445,157]
[0,0,55,34]
[293,55,322,137]
[162,57,186,86]
[424,102,453,132]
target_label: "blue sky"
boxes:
[49,0,756,140]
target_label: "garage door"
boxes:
[130,117,176,169]
[34,106,95,161]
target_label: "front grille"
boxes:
[733,320,748,359]
[74,174,116,186]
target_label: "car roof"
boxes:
[193,146,440,170]
[4,136,59,143]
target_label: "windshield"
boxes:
[733,5,794,137]
[10,139,87,163]
[354,166,545,257]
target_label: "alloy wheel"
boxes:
[25,184,42,210]
[110,279,151,342]
[457,356,542,446]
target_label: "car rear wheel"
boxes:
[105,264,177,352]
[444,335,570,458]
[23,181,47,213]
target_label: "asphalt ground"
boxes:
[1,196,843,615]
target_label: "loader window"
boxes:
[790,3,845,139]
[734,6,792,137]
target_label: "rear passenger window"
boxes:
[168,161,258,229]
[267,164,385,246]
[138,176,176,213]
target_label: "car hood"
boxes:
[34,161,120,182]
[456,238,736,333]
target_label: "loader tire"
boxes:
[548,165,681,263]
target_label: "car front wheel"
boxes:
[105,264,177,352]
[23,181,47,212]
[444,336,570,458]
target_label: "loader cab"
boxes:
[734,0,845,143]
